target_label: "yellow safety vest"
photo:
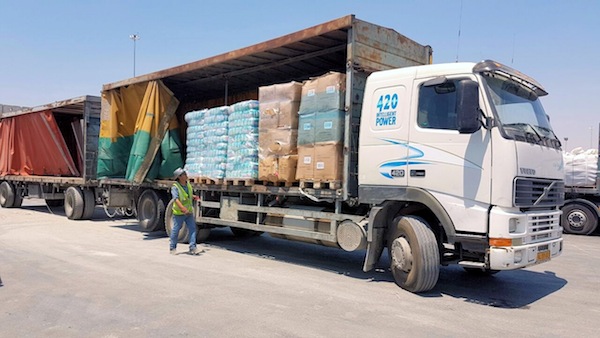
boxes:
[172,181,193,216]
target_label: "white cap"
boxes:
[173,167,186,178]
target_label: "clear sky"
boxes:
[1,0,598,150]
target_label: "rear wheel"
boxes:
[137,190,166,232]
[65,186,85,220]
[562,202,598,235]
[165,199,192,243]
[81,189,96,220]
[0,181,17,208]
[387,215,440,293]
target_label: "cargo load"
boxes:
[226,100,260,179]
[185,106,229,179]
[258,82,303,183]
[564,148,599,187]
[295,72,346,182]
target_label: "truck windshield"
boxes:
[483,75,561,149]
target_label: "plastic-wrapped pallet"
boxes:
[258,81,302,183]
[183,109,206,177]
[184,106,230,180]
[226,100,259,179]
[296,72,346,182]
[564,147,599,187]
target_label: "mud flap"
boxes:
[363,202,399,272]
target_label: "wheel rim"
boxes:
[391,236,413,273]
[0,185,6,205]
[567,210,587,229]
[140,198,155,223]
[65,192,74,215]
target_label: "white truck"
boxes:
[562,137,600,235]
[0,16,564,292]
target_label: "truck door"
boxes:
[359,79,412,187]
[407,76,492,233]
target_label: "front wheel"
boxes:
[562,202,598,235]
[387,215,440,293]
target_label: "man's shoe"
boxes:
[170,249,177,255]
[189,248,204,255]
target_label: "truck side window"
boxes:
[417,81,458,130]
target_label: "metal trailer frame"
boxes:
[0,96,101,202]
[97,15,432,245]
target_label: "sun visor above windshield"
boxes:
[473,60,547,97]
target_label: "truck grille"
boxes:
[514,178,564,208]
[525,211,562,244]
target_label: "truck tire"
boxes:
[387,215,440,293]
[65,186,85,220]
[137,190,166,232]
[46,199,64,207]
[562,202,598,235]
[81,189,96,220]
[165,199,190,243]
[0,182,17,208]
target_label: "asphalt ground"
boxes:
[1,198,599,337]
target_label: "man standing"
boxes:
[170,168,203,255]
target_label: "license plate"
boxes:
[537,250,551,262]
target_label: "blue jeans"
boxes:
[170,214,197,251]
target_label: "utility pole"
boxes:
[129,34,140,77]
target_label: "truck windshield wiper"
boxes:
[503,122,543,144]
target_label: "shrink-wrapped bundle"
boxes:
[226,100,259,179]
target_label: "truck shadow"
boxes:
[424,266,567,308]
[204,228,567,308]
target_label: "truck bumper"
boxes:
[489,237,563,270]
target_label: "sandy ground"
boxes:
[1,198,599,337]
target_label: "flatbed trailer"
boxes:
[1,15,564,293]
[0,95,101,216]
[561,130,600,235]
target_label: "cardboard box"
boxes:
[278,155,298,182]
[259,128,298,156]
[258,155,298,182]
[314,143,344,181]
[259,100,300,129]
[295,145,314,180]
[315,110,345,144]
[299,72,346,114]
[297,113,316,146]
[317,72,346,112]
[258,155,277,182]
[259,81,302,103]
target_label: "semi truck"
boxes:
[0,15,564,293]
[562,131,600,235]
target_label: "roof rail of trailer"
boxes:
[101,15,431,102]
[0,95,101,119]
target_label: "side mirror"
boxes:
[456,79,481,134]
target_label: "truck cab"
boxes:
[359,60,564,291]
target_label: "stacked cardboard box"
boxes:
[258,82,302,183]
[296,72,346,182]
